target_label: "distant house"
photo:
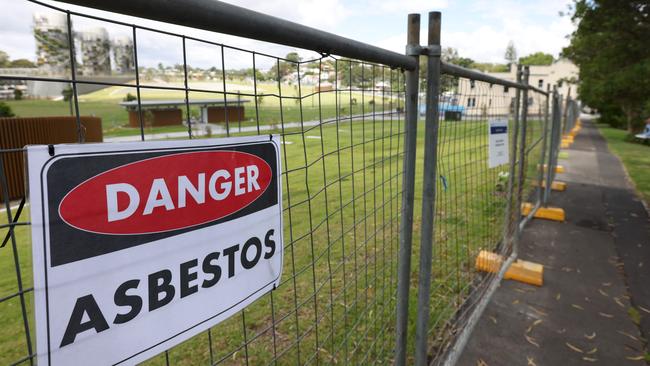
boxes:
[315,81,333,92]
[456,59,579,118]
[375,81,390,91]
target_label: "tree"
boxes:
[471,63,510,72]
[423,47,476,92]
[9,59,36,68]
[563,0,650,133]
[267,52,301,81]
[0,50,9,68]
[519,52,554,66]
[504,41,517,65]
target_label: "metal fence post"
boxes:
[501,65,523,246]
[544,86,560,205]
[514,66,530,239]
[395,13,420,366]
[536,85,551,205]
[414,11,441,366]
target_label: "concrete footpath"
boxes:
[459,117,650,365]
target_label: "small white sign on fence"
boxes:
[488,118,509,168]
[27,135,283,365]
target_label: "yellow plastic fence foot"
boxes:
[563,135,575,142]
[550,181,567,191]
[538,164,565,173]
[475,250,544,286]
[532,180,567,191]
[521,202,565,222]
[561,141,571,149]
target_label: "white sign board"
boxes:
[27,136,283,365]
[488,118,509,168]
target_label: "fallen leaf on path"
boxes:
[584,332,596,340]
[476,358,488,366]
[614,297,626,308]
[572,304,584,310]
[598,289,609,297]
[602,282,612,287]
[556,293,561,301]
[599,312,614,318]
[617,330,639,342]
[586,347,598,354]
[582,357,597,362]
[528,305,548,317]
[626,355,645,361]
[638,305,650,314]
[489,316,497,325]
[526,356,536,366]
[566,342,584,353]
[525,335,540,348]
[526,319,543,334]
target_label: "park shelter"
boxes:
[120,99,250,127]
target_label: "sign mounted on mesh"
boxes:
[27,136,283,365]
[488,118,509,168]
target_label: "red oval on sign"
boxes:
[58,150,272,235]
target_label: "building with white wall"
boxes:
[457,59,579,118]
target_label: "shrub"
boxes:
[123,93,137,102]
[0,102,15,117]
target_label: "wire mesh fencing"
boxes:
[1,1,409,365]
[415,64,559,364]
[0,3,571,366]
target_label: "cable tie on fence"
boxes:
[440,175,448,191]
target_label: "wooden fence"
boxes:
[0,116,103,201]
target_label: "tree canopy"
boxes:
[504,41,517,65]
[519,52,554,66]
[563,0,650,132]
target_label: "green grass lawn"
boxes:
[597,123,650,203]
[4,82,399,138]
[0,113,543,364]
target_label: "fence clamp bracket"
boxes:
[405,45,441,57]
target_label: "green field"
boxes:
[0,112,546,364]
[5,82,397,138]
[597,123,650,203]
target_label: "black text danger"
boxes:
[60,229,276,347]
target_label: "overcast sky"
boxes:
[1,0,575,70]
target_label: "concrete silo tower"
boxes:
[33,12,71,74]
[80,27,111,75]
[112,36,134,74]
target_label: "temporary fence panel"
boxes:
[0,3,571,366]
[0,1,411,365]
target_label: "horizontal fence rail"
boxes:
[0,2,570,365]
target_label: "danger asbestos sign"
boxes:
[27,136,283,365]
